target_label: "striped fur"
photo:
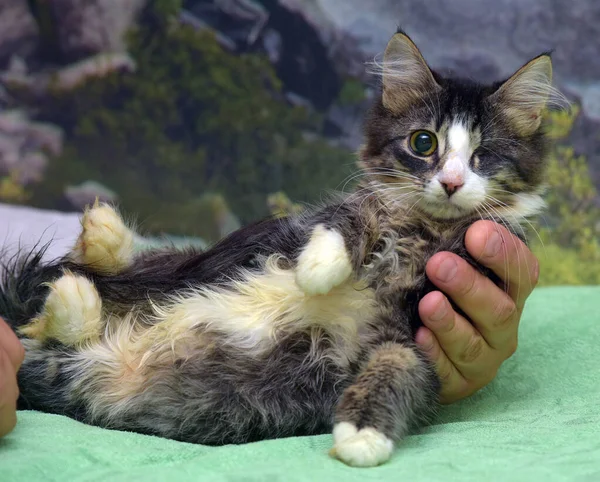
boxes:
[1,30,560,467]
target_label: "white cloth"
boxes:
[0,203,80,263]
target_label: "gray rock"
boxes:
[278,0,366,79]
[50,0,146,61]
[24,122,63,158]
[284,91,313,109]
[564,82,600,122]
[0,0,39,66]
[0,110,63,185]
[326,103,364,151]
[1,52,136,100]
[64,181,118,210]
[263,29,283,63]
[53,53,137,90]
[185,0,269,47]
[215,0,269,44]
[179,10,237,51]
[12,152,46,185]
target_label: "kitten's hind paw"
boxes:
[20,272,102,347]
[295,225,353,296]
[70,201,134,274]
[329,422,394,468]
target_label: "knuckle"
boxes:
[437,364,454,385]
[458,376,475,395]
[491,299,519,332]
[505,337,519,358]
[459,335,486,364]
[530,257,540,287]
[435,314,456,335]
[456,270,479,298]
[442,378,472,403]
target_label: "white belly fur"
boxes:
[23,255,379,420]
[145,254,378,357]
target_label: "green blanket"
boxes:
[1,286,599,481]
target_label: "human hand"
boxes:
[416,220,539,404]
[0,317,24,437]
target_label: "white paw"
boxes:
[43,273,103,346]
[295,225,353,296]
[71,202,134,274]
[330,423,394,468]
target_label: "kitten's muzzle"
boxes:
[440,179,464,197]
[438,154,466,198]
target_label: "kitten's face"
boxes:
[361,32,559,222]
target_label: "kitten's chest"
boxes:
[371,221,469,292]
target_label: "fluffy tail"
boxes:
[0,244,66,331]
[0,245,84,415]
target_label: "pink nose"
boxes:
[440,180,464,197]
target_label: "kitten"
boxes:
[0,31,561,467]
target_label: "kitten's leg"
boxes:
[330,342,439,467]
[69,201,135,275]
[295,224,355,295]
[19,272,103,347]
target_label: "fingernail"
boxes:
[484,230,502,257]
[436,258,457,283]
[430,299,448,321]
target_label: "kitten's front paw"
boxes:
[70,201,134,274]
[295,225,353,296]
[20,273,102,346]
[330,422,394,468]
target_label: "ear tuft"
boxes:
[489,55,566,135]
[369,33,441,113]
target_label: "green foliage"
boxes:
[30,1,353,238]
[267,191,304,217]
[532,107,600,286]
[0,172,30,204]
[337,78,366,106]
[536,242,600,286]
[149,0,182,18]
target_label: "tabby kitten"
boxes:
[1,31,559,467]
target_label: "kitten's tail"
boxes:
[0,244,83,415]
[0,243,66,331]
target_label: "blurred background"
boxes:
[0,0,598,285]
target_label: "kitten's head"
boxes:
[360,31,565,222]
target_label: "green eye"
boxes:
[410,130,437,156]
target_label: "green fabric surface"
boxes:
[1,286,599,482]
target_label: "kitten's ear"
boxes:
[380,32,441,113]
[488,55,553,136]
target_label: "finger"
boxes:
[425,253,519,350]
[418,291,495,374]
[0,349,19,438]
[465,220,539,309]
[0,318,24,372]
[415,327,468,403]
[415,326,469,404]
